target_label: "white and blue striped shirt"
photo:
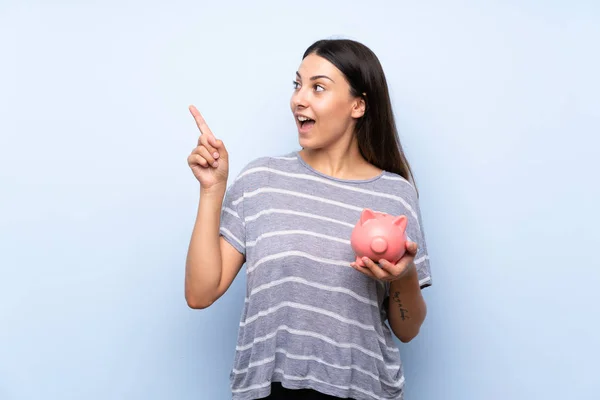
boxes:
[219,150,432,400]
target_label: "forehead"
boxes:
[297,53,343,80]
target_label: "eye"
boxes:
[292,81,300,90]
[314,84,324,92]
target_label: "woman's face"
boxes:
[290,53,365,149]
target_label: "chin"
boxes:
[298,142,323,152]
[298,132,309,144]
[298,138,311,149]
[298,135,318,149]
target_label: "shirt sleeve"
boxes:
[408,194,432,289]
[219,173,246,256]
[382,188,432,319]
[384,185,432,302]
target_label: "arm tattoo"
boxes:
[392,291,410,321]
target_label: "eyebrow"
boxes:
[296,71,335,83]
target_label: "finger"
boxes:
[361,257,390,281]
[379,259,411,280]
[406,241,418,255]
[378,259,402,277]
[198,135,219,159]
[197,146,218,167]
[192,146,219,166]
[194,154,209,168]
[188,153,209,168]
[211,136,225,149]
[189,105,216,139]
[197,130,218,148]
[350,262,378,280]
[396,250,416,271]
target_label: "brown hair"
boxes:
[303,39,419,195]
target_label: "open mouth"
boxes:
[297,116,315,130]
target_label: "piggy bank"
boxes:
[350,208,408,267]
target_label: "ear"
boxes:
[359,208,376,225]
[351,95,366,119]
[392,215,408,231]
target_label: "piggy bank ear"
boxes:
[359,209,377,225]
[392,215,408,231]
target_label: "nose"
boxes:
[291,86,309,110]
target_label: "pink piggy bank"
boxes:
[350,209,408,267]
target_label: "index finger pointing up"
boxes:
[189,105,215,139]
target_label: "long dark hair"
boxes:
[303,39,418,195]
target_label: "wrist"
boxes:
[200,182,227,197]
[391,262,418,288]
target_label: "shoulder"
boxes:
[228,151,299,191]
[378,171,427,230]
[379,171,418,200]
[234,151,298,178]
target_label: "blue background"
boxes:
[1,1,598,399]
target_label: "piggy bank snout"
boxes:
[370,237,388,254]
[351,209,409,264]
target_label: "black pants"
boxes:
[262,382,354,399]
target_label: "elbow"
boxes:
[394,307,427,343]
[185,276,219,309]
[186,298,213,309]
[390,323,420,343]
[397,330,419,343]
[185,290,215,310]
[394,324,422,343]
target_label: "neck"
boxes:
[299,135,379,180]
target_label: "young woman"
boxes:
[185,39,432,400]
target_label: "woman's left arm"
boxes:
[386,262,427,342]
[350,241,427,343]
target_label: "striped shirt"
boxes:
[219,150,432,400]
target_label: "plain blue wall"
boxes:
[1,1,598,399]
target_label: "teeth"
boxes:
[297,116,312,122]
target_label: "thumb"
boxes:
[406,241,418,255]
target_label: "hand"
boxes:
[187,105,229,190]
[350,241,419,282]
